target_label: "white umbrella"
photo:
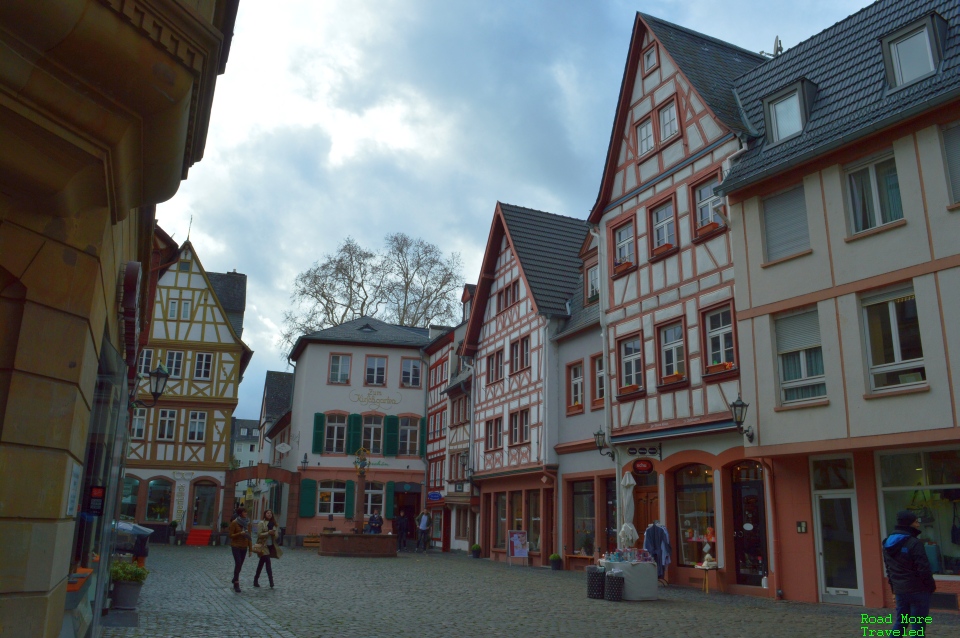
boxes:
[619,472,639,547]
[116,521,154,536]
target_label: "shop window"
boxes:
[675,464,715,567]
[120,477,139,520]
[812,457,854,490]
[362,415,383,454]
[318,480,347,514]
[496,493,507,549]
[878,448,960,576]
[527,491,541,552]
[364,482,384,517]
[572,480,596,554]
[146,479,172,522]
[510,491,523,534]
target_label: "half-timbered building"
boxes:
[123,241,253,539]
[588,14,767,593]
[462,203,588,566]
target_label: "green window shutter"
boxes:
[383,415,399,456]
[347,414,362,455]
[312,413,325,455]
[384,481,395,519]
[344,480,355,520]
[419,417,427,458]
[299,479,317,518]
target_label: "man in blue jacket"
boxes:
[882,510,936,635]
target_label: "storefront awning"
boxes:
[611,419,736,444]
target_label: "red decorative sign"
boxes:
[87,486,106,516]
[633,459,654,474]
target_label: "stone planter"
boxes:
[111,581,143,610]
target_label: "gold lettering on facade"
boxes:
[349,389,402,411]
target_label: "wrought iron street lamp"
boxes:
[130,363,170,408]
[730,394,754,442]
[594,428,614,460]
[300,453,309,473]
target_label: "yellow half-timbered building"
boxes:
[121,241,253,535]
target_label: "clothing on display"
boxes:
[643,521,672,579]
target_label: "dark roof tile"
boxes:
[263,371,294,420]
[207,271,247,336]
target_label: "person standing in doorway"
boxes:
[368,508,383,534]
[417,509,431,552]
[394,511,409,552]
[254,509,281,588]
[228,506,252,593]
[882,510,936,635]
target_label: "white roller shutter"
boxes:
[763,186,810,262]
[775,310,821,354]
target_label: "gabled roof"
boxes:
[641,14,766,131]
[262,371,294,421]
[462,203,587,355]
[207,271,247,337]
[720,0,960,195]
[231,417,260,442]
[289,316,431,361]
[589,13,765,222]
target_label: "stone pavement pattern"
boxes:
[102,545,960,638]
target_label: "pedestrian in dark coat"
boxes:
[228,506,252,593]
[395,513,409,552]
[882,510,936,635]
[368,508,384,534]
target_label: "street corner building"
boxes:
[0,1,240,637]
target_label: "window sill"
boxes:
[774,398,830,412]
[691,224,727,245]
[616,387,646,402]
[590,399,604,411]
[508,440,529,448]
[400,384,422,389]
[946,202,960,212]
[611,264,638,280]
[510,366,531,377]
[364,383,386,388]
[328,380,350,386]
[844,218,906,243]
[566,404,585,416]
[702,368,739,383]
[761,248,813,269]
[863,385,930,400]
[656,377,690,392]
[648,245,679,264]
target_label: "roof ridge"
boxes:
[498,201,587,224]
[639,12,767,62]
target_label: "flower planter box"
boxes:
[705,363,734,374]
[661,373,685,384]
[586,293,600,304]
[613,261,634,275]
[696,221,720,237]
[652,243,674,256]
[618,384,640,395]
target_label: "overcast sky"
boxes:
[157,0,874,419]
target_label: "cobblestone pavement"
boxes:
[102,544,960,638]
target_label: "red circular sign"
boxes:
[633,459,654,474]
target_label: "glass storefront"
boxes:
[495,493,506,548]
[120,477,139,521]
[572,480,596,553]
[510,491,523,533]
[878,448,960,576]
[675,464,715,567]
[526,491,540,552]
[146,479,173,522]
[731,461,768,585]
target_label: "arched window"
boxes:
[675,464,715,567]
[146,479,172,522]
[120,477,140,520]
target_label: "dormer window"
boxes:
[880,14,946,90]
[762,79,817,146]
[586,265,599,303]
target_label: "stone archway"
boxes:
[224,463,299,532]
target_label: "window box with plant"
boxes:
[705,361,735,375]
[110,561,149,610]
[612,259,634,276]
[471,543,482,559]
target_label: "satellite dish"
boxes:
[275,442,292,454]
[773,36,783,56]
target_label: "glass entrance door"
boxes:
[731,461,767,586]
[814,493,863,604]
[193,482,217,527]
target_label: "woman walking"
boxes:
[254,509,281,588]
[228,506,252,592]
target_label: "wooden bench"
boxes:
[564,554,595,571]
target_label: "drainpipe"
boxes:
[716,135,750,227]
[589,223,619,536]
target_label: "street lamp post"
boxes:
[594,428,614,460]
[129,364,170,409]
[730,394,753,442]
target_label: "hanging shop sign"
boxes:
[626,444,661,460]
[427,491,442,501]
[633,459,654,474]
[86,486,106,516]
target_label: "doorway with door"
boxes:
[192,481,218,528]
[632,472,659,543]
[730,461,768,586]
[811,456,864,605]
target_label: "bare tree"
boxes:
[279,234,462,358]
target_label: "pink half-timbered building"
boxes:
[589,14,771,594]
[463,203,588,566]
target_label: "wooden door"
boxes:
[632,486,659,545]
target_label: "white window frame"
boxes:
[326,414,346,453]
[846,154,903,234]
[587,265,600,300]
[362,415,383,454]
[399,417,418,455]
[165,351,183,379]
[241,428,248,436]
[364,481,384,517]
[615,222,634,265]
[705,307,735,366]
[168,298,178,320]
[180,299,191,321]
[637,119,654,156]
[132,408,146,439]
[365,356,386,386]
[157,409,176,440]
[620,337,642,389]
[329,355,350,384]
[659,323,685,378]
[510,409,530,445]
[570,363,583,406]
[890,27,935,87]
[659,102,678,140]
[651,201,675,249]
[194,352,213,380]
[594,356,605,400]
[138,349,153,376]
[318,480,346,515]
[776,310,826,404]
[401,359,421,387]
[187,411,206,442]
[642,45,657,73]
[862,289,926,392]
[770,92,802,142]
[486,418,502,449]
[695,178,722,229]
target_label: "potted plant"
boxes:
[167,520,178,545]
[662,372,685,384]
[705,360,735,375]
[549,553,563,570]
[470,543,482,559]
[110,560,148,610]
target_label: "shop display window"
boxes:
[318,480,346,515]
[675,464,715,567]
[526,491,541,552]
[496,493,507,549]
[120,477,139,521]
[878,448,960,576]
[146,479,172,522]
[572,480,596,554]
[510,491,523,533]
